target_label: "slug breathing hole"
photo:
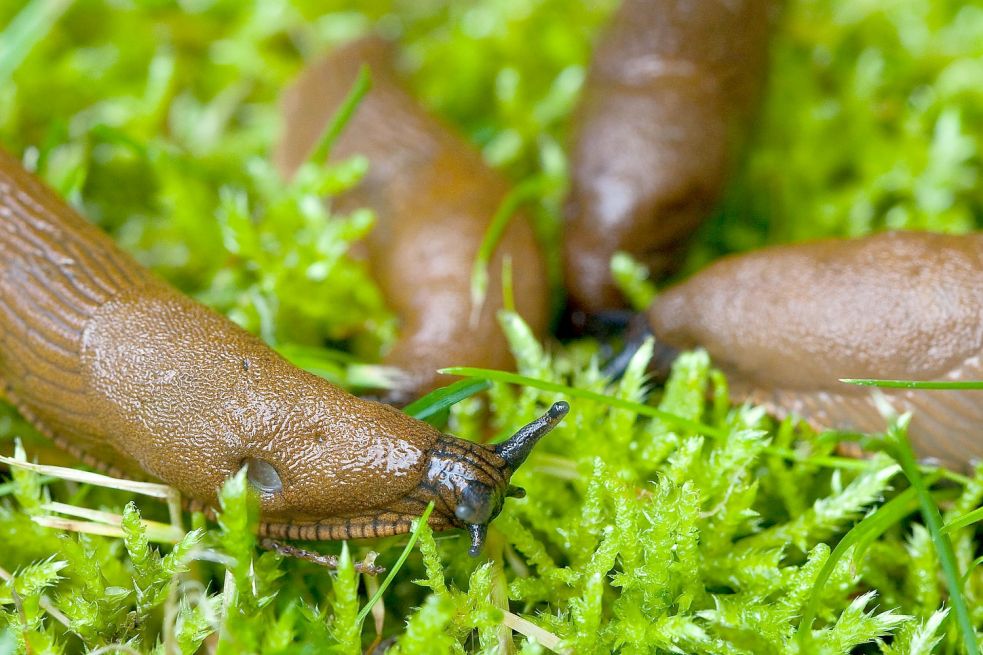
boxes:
[244,457,283,494]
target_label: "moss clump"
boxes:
[2,0,983,653]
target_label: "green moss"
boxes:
[2,0,983,653]
[689,0,983,269]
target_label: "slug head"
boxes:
[424,401,569,556]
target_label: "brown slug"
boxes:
[647,230,983,469]
[274,37,550,399]
[0,146,568,555]
[564,0,772,314]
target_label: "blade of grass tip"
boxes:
[796,483,923,649]
[356,502,434,626]
[469,177,545,327]
[307,64,372,165]
[841,378,983,390]
[890,419,980,655]
[942,505,983,535]
[0,0,75,84]
[404,379,492,422]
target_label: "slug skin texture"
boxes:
[648,231,983,469]
[564,0,772,313]
[0,146,564,548]
[275,37,550,399]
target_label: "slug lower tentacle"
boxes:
[275,37,549,399]
[647,230,983,469]
[564,0,773,315]
[0,146,567,552]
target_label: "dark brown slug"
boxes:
[274,37,550,399]
[648,231,983,469]
[564,0,772,314]
[0,146,568,555]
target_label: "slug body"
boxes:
[274,38,549,398]
[0,147,566,552]
[564,0,772,314]
[648,231,983,468]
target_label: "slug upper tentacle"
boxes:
[646,230,983,469]
[0,146,567,551]
[493,400,570,471]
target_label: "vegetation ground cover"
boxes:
[2,0,983,653]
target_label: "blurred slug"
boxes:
[274,37,550,399]
[564,0,772,315]
[0,146,569,555]
[648,231,983,469]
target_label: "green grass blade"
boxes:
[889,420,980,655]
[796,483,924,648]
[441,366,878,471]
[841,378,983,390]
[0,0,74,84]
[356,502,435,626]
[307,64,372,165]
[404,379,492,422]
[942,505,983,535]
[442,366,726,437]
[469,176,546,324]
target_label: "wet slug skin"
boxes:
[275,37,550,400]
[648,231,983,469]
[0,146,567,554]
[564,0,773,314]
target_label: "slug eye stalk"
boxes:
[450,401,570,556]
[494,401,570,469]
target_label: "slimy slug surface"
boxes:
[0,146,567,554]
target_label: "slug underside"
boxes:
[649,231,983,469]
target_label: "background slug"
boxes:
[0,146,568,554]
[647,230,983,469]
[274,37,550,400]
[563,0,772,315]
